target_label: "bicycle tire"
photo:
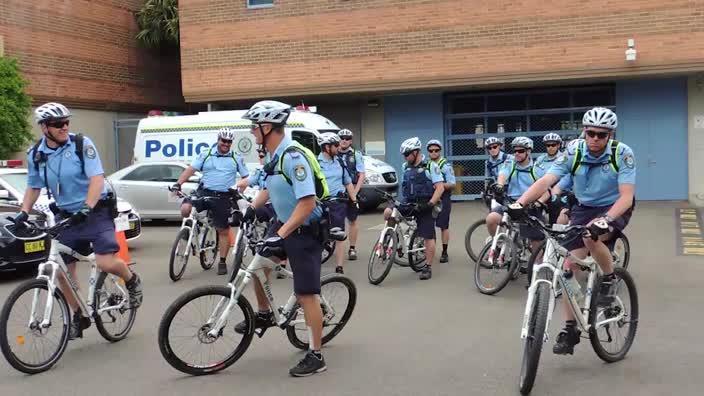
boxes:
[474,235,516,295]
[612,232,631,270]
[407,229,427,272]
[158,285,255,376]
[464,219,489,262]
[321,240,336,265]
[588,268,639,363]
[94,272,137,343]
[519,268,551,395]
[169,228,190,281]
[0,279,70,374]
[525,240,547,287]
[286,275,357,350]
[199,226,219,270]
[368,228,396,285]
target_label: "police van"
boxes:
[132,108,398,209]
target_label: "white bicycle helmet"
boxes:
[400,137,422,154]
[511,136,534,150]
[35,102,71,124]
[542,133,562,143]
[484,136,502,146]
[318,132,341,146]
[426,139,443,150]
[218,127,236,141]
[338,129,353,137]
[242,100,291,125]
[582,107,618,130]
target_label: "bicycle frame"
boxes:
[206,254,337,339]
[179,207,214,258]
[30,240,128,329]
[487,212,517,266]
[521,235,628,340]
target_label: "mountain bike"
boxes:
[0,217,137,374]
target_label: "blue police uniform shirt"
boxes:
[485,151,514,179]
[401,157,444,203]
[547,139,636,207]
[433,158,456,185]
[249,168,267,189]
[318,153,351,196]
[534,153,559,179]
[265,135,322,224]
[338,148,365,173]
[499,158,538,199]
[557,173,573,192]
[191,145,249,192]
[27,134,107,213]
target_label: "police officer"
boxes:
[16,102,143,340]
[237,100,328,377]
[317,133,357,274]
[484,136,513,181]
[337,129,365,261]
[173,127,249,275]
[237,147,275,223]
[507,107,636,356]
[426,139,456,263]
[384,137,444,280]
[534,133,563,178]
[486,136,547,255]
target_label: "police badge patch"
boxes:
[294,164,307,181]
[623,154,635,169]
[84,145,97,159]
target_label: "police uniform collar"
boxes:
[37,133,75,153]
[339,147,353,154]
[514,158,534,169]
[210,146,233,157]
[272,134,294,158]
[581,140,611,161]
[317,152,335,163]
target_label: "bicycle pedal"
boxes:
[254,327,268,338]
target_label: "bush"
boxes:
[0,57,33,159]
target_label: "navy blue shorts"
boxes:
[255,204,275,223]
[185,192,232,230]
[268,222,322,295]
[57,207,119,263]
[563,204,632,251]
[415,209,436,240]
[327,201,346,230]
[435,192,452,230]
[345,201,359,222]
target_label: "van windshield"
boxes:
[292,130,320,155]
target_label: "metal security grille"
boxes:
[444,86,615,200]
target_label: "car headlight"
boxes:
[364,171,385,184]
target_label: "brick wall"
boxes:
[0,0,183,112]
[180,0,704,102]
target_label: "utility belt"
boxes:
[199,188,232,198]
[275,219,330,244]
[51,194,117,219]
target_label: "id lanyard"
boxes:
[44,145,70,197]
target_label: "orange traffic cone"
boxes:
[115,231,135,266]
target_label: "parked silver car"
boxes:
[108,161,201,221]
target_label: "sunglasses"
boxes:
[487,145,500,150]
[403,151,416,157]
[585,130,610,140]
[340,137,353,141]
[220,139,233,144]
[47,120,69,128]
[513,149,527,154]
[545,143,560,148]
[428,149,441,153]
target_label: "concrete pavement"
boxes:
[0,201,701,396]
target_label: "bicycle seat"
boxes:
[329,227,347,241]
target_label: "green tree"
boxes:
[0,57,33,159]
[136,0,179,49]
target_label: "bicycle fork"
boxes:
[520,264,557,343]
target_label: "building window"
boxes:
[247,0,274,8]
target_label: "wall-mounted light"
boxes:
[625,38,637,62]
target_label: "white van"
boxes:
[131,108,398,209]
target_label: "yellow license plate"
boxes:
[24,240,45,253]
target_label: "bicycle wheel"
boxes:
[519,269,551,395]
[158,285,255,376]
[169,228,190,281]
[321,239,335,265]
[94,272,137,342]
[474,235,517,295]
[464,219,489,262]
[368,228,396,285]
[588,268,639,363]
[0,279,70,374]
[199,226,219,270]
[525,240,546,287]
[286,275,357,350]
[611,232,630,270]
[407,229,427,272]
